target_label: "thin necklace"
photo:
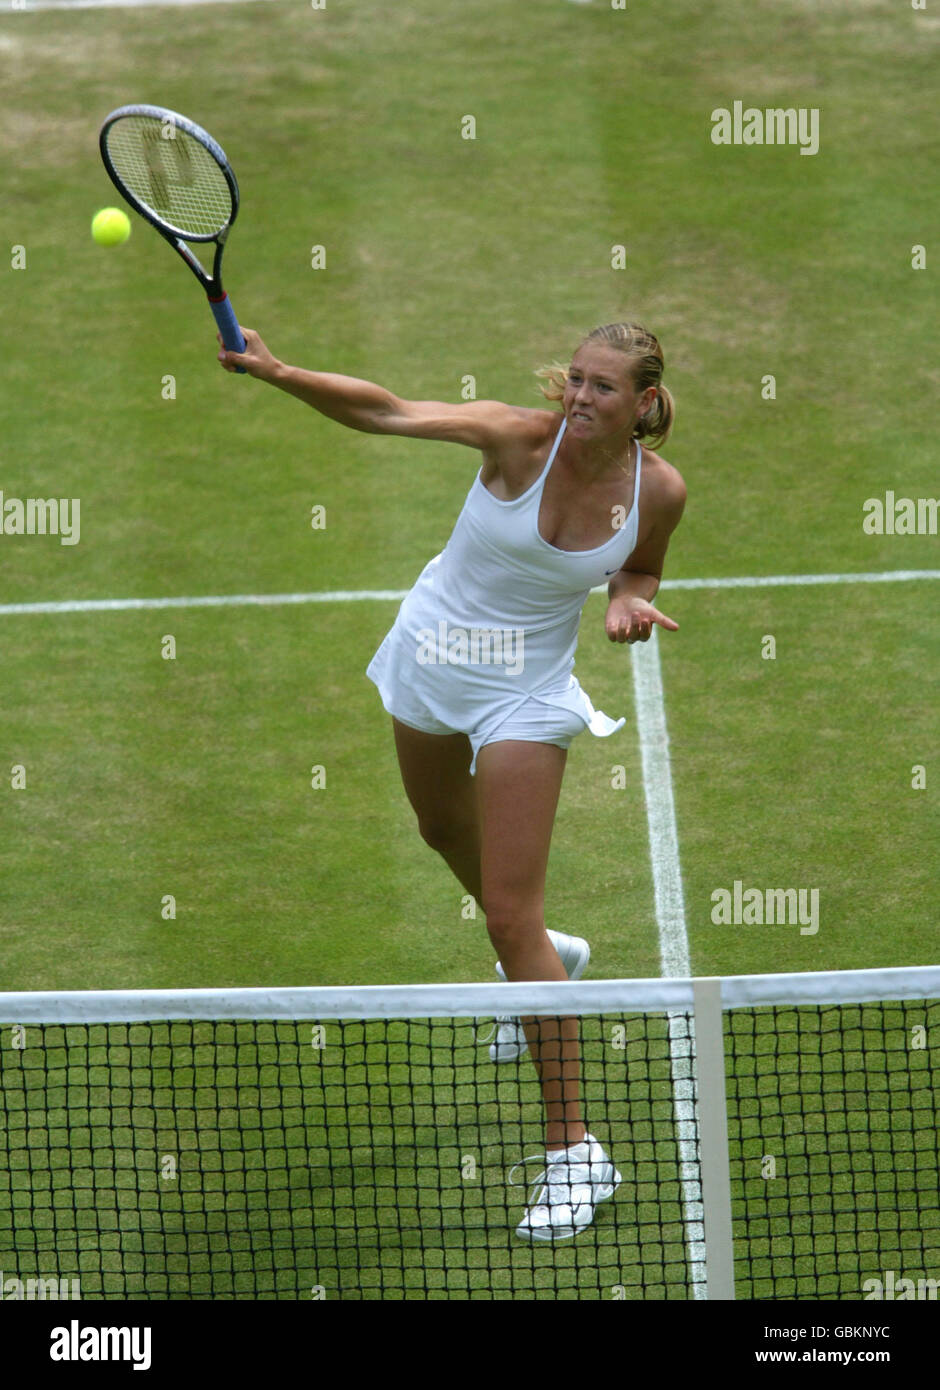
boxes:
[607,438,634,479]
[567,421,635,478]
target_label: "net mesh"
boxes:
[104,116,232,236]
[0,984,936,1301]
[727,999,939,1299]
[0,1012,694,1301]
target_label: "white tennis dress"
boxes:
[367,417,642,774]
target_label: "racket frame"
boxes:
[99,104,246,363]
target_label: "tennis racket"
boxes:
[99,104,247,371]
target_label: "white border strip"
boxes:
[692,979,735,1300]
[0,978,695,1024]
[2,966,934,1024]
[721,964,940,1009]
[0,570,936,619]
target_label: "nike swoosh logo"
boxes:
[605,569,619,576]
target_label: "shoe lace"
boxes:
[508,1153,551,1202]
[475,1015,516,1045]
[509,1145,595,1202]
[509,1150,581,1210]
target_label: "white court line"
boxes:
[0,591,407,617]
[630,629,705,1295]
[0,568,936,618]
[629,630,690,981]
[7,0,273,10]
[664,568,939,590]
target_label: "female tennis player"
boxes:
[218,321,686,1241]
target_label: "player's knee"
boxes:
[417,814,477,857]
[484,911,543,964]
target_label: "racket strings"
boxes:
[104,117,232,237]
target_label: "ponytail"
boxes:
[635,382,675,449]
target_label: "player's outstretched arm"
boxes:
[218,328,400,429]
[605,465,686,644]
[217,329,526,449]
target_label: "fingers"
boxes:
[606,614,633,643]
[216,329,251,373]
[606,614,651,643]
[216,327,264,375]
[216,331,236,372]
[606,605,679,644]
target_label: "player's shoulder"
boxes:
[509,406,569,451]
[486,404,560,440]
[456,400,558,447]
[478,407,560,487]
[639,445,687,510]
[480,404,558,455]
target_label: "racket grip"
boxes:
[209,293,247,374]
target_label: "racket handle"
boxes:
[209,293,247,374]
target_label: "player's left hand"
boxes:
[605,596,679,644]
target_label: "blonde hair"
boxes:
[536,321,675,449]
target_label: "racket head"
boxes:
[99,104,239,244]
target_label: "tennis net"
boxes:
[0,967,937,1301]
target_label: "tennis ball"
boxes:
[92,208,131,246]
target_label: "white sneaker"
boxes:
[483,931,590,1063]
[513,1133,621,1242]
[480,1015,527,1063]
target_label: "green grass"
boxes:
[0,0,937,1300]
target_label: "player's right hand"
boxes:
[217,327,280,380]
[605,596,679,644]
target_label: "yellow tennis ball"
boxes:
[92,207,131,246]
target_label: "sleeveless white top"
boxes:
[368,417,642,768]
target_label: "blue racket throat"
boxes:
[209,294,247,373]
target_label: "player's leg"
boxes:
[392,715,586,1066]
[473,739,584,1150]
[475,738,620,1240]
[391,717,483,905]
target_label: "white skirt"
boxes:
[366,620,625,776]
